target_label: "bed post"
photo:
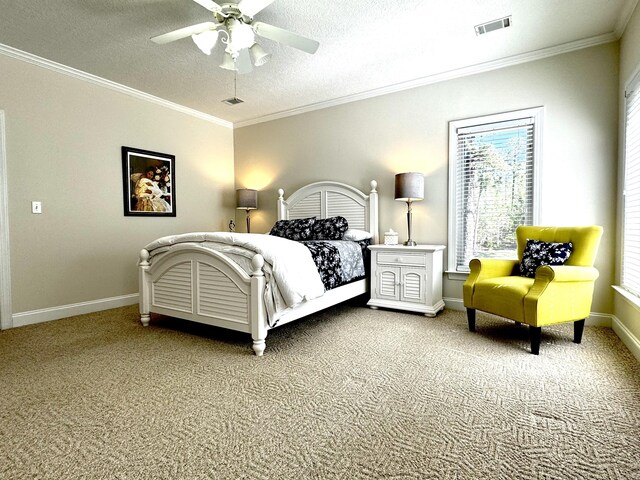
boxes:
[249,254,268,356]
[369,180,379,244]
[139,249,151,326]
[277,188,287,221]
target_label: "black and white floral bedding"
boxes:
[269,217,315,241]
[311,216,349,240]
[268,216,370,290]
[301,239,366,290]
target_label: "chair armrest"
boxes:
[464,258,519,307]
[534,265,600,283]
[524,265,600,326]
[468,258,519,281]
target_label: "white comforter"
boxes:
[144,232,326,323]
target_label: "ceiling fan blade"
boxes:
[252,22,319,54]
[237,0,274,17]
[192,0,223,13]
[236,48,253,74]
[151,22,218,44]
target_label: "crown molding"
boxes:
[0,30,620,131]
[0,43,232,129]
[234,32,618,128]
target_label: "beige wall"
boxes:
[616,3,640,348]
[1,55,235,313]
[235,42,619,315]
[620,2,640,85]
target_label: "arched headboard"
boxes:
[276,180,379,244]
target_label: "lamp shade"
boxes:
[249,43,271,66]
[220,51,236,71]
[395,172,424,202]
[191,30,219,55]
[236,189,258,210]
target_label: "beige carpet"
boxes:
[1,302,639,479]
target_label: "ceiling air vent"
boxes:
[222,97,244,105]
[475,16,512,35]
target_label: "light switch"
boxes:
[31,201,42,214]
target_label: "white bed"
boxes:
[138,180,379,355]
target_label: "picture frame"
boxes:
[122,146,176,217]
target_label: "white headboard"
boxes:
[277,180,379,244]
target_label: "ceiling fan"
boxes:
[151,0,320,74]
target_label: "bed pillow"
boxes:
[312,216,349,240]
[519,239,573,278]
[269,217,316,241]
[343,228,373,241]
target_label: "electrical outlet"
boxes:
[31,201,42,214]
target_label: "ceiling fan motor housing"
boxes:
[214,4,253,23]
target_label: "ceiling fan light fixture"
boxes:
[249,43,271,66]
[152,0,320,74]
[191,29,219,55]
[220,51,237,71]
[227,19,255,51]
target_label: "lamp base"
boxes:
[404,240,417,246]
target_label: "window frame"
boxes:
[447,107,543,279]
[619,69,640,302]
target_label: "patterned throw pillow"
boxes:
[269,217,316,241]
[312,216,349,240]
[519,239,573,278]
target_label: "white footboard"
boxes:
[138,244,268,355]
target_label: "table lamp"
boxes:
[236,188,258,233]
[394,172,424,246]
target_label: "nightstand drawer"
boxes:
[376,252,426,266]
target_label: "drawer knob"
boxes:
[396,257,403,262]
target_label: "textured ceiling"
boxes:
[0,0,637,126]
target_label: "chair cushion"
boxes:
[473,276,535,322]
[519,239,573,278]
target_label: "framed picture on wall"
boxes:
[122,146,176,217]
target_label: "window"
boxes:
[448,107,542,276]
[621,73,640,298]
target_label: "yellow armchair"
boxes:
[463,226,603,354]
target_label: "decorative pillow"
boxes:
[312,216,349,240]
[519,239,573,278]
[268,217,316,241]
[343,228,373,241]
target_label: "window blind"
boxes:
[622,77,640,297]
[454,117,535,271]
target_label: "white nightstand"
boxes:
[367,244,446,317]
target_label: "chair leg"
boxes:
[466,308,476,332]
[574,319,586,344]
[530,326,542,355]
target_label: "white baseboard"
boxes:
[443,297,611,327]
[12,294,139,328]
[443,297,465,311]
[612,315,640,363]
[586,312,613,327]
